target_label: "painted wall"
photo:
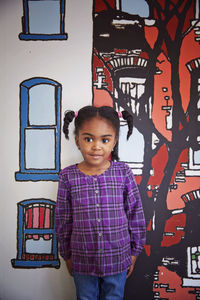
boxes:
[92,0,200,299]
[0,1,92,299]
[1,0,200,300]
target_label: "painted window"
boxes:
[187,246,200,278]
[182,246,200,286]
[19,0,68,40]
[11,199,60,268]
[117,76,148,175]
[188,142,200,175]
[192,77,200,169]
[116,0,150,18]
[190,77,200,171]
[194,148,200,165]
[119,122,145,175]
[185,62,200,176]
[15,77,61,181]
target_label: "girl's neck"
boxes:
[77,160,111,176]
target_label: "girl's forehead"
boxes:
[79,117,116,133]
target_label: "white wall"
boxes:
[0,1,93,299]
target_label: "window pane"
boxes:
[28,0,60,34]
[119,77,146,99]
[194,150,200,165]
[121,0,149,18]
[26,237,52,254]
[29,84,56,126]
[119,124,144,162]
[25,129,55,169]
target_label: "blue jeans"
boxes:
[73,271,127,300]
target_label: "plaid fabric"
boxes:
[55,161,146,276]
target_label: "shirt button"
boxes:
[95,190,99,194]
[94,178,97,181]
[99,233,102,237]
[97,218,101,222]
[96,203,100,208]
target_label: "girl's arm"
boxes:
[124,165,146,257]
[66,259,73,276]
[55,171,72,261]
[127,256,137,278]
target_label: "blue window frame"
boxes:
[11,199,60,268]
[19,0,68,40]
[15,77,61,181]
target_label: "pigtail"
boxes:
[111,142,119,161]
[111,109,133,161]
[122,110,134,140]
[63,110,75,139]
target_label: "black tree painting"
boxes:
[93,0,200,298]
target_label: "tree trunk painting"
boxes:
[92,0,200,299]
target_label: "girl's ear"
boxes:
[75,136,80,149]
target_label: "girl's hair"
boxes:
[63,106,133,161]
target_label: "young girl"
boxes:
[55,106,146,300]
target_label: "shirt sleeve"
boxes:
[123,165,146,256]
[55,170,72,260]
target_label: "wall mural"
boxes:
[12,1,65,267]
[92,0,200,299]
[11,199,60,268]
[19,0,68,40]
[12,79,61,267]
[10,0,200,294]
[15,77,62,182]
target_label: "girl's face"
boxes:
[75,117,118,170]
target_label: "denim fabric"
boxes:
[73,271,127,300]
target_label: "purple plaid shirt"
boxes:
[55,161,146,276]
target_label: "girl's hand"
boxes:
[127,256,137,278]
[66,259,73,276]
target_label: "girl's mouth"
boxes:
[90,154,102,159]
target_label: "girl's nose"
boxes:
[92,141,101,150]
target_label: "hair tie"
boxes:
[74,111,78,118]
[118,111,122,118]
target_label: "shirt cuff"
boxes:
[131,247,144,257]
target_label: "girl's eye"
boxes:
[85,137,93,142]
[102,138,109,143]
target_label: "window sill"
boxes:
[182,277,200,287]
[19,33,68,41]
[11,259,60,268]
[185,170,200,176]
[15,172,59,181]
